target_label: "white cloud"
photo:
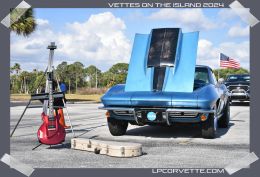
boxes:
[197,39,219,68]
[36,18,49,26]
[218,8,250,26]
[148,9,216,31]
[197,39,249,69]
[11,12,131,71]
[59,12,130,65]
[218,9,238,21]
[219,41,249,62]
[228,24,249,37]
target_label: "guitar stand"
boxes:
[32,143,42,151]
[10,99,75,138]
[10,100,32,137]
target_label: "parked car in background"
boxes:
[224,74,250,102]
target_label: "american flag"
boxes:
[220,53,240,69]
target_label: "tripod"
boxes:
[10,42,75,144]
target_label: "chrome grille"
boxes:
[228,85,249,91]
[168,112,198,118]
[113,110,133,116]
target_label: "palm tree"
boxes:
[11,63,21,75]
[10,8,36,37]
[19,71,30,93]
[10,63,21,93]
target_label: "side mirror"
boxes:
[218,78,224,84]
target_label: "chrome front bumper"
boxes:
[229,89,250,100]
[99,106,214,125]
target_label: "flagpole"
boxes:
[218,53,220,80]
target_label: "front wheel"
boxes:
[218,102,230,128]
[201,113,217,139]
[107,117,128,136]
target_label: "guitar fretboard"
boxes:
[48,72,56,131]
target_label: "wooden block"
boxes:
[71,138,142,157]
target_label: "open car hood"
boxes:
[125,28,199,93]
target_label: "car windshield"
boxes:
[194,67,209,84]
[194,67,209,90]
[226,75,250,82]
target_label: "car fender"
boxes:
[196,84,219,110]
[101,84,132,106]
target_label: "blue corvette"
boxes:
[99,28,230,139]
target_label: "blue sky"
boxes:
[11,8,249,71]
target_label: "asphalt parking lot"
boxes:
[10,102,249,168]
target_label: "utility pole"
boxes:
[218,53,220,80]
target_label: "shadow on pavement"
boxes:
[216,123,234,138]
[126,122,234,139]
[47,143,71,149]
[67,124,106,138]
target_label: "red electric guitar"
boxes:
[37,42,66,145]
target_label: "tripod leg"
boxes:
[53,69,75,137]
[32,143,42,150]
[10,100,31,137]
[63,103,75,137]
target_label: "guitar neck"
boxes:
[45,42,57,131]
[48,71,55,120]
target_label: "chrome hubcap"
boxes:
[214,115,218,131]
[214,106,218,131]
[228,105,230,119]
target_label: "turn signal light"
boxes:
[200,114,207,121]
[105,111,110,117]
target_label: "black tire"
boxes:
[201,113,216,139]
[218,102,230,128]
[107,117,128,136]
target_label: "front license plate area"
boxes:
[136,110,164,122]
